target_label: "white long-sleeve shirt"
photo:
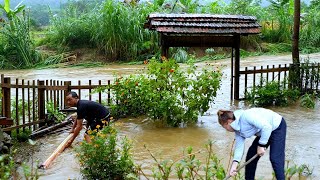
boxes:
[230,108,282,162]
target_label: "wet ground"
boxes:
[3,53,320,179]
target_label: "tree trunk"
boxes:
[290,0,301,90]
[292,0,300,63]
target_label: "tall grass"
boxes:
[300,2,320,53]
[47,0,159,61]
[0,2,42,69]
[43,0,320,63]
[92,1,157,61]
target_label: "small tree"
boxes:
[104,58,222,127]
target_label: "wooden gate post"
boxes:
[64,81,71,108]
[38,80,46,127]
[1,76,11,118]
[234,35,241,100]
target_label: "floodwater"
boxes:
[3,53,320,179]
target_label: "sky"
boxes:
[9,0,312,9]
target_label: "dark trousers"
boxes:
[245,118,287,180]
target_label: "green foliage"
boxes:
[11,128,32,142]
[11,97,38,127]
[245,81,300,107]
[77,125,136,180]
[0,0,42,69]
[172,48,189,63]
[46,101,65,123]
[0,153,15,179]
[46,0,159,61]
[104,58,222,127]
[300,93,316,109]
[0,140,39,180]
[139,140,230,180]
[282,160,313,179]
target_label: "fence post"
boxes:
[38,80,46,127]
[1,76,11,118]
[64,81,71,108]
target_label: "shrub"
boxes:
[104,58,222,127]
[300,93,317,109]
[0,154,15,179]
[77,125,136,179]
[11,128,32,142]
[245,81,300,107]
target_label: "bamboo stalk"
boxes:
[39,133,74,169]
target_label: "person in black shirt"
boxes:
[65,91,110,147]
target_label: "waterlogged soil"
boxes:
[3,53,320,179]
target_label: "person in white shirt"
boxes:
[217,108,286,180]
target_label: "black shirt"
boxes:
[76,100,109,126]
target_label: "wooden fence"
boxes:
[0,74,111,132]
[1,62,319,133]
[239,63,320,99]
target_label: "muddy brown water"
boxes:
[2,53,320,179]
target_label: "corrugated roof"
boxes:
[144,13,261,35]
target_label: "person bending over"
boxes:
[65,91,110,147]
[217,107,286,180]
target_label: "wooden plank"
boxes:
[89,80,92,101]
[108,80,111,105]
[260,66,263,86]
[99,80,102,104]
[0,118,13,126]
[278,64,281,86]
[16,78,19,133]
[39,133,74,169]
[32,80,36,130]
[253,66,256,89]
[244,67,248,96]
[78,80,81,99]
[27,81,31,130]
[239,66,289,74]
[30,118,73,139]
[2,119,46,131]
[22,79,25,131]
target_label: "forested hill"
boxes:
[10,0,68,9]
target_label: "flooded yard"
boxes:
[3,53,320,179]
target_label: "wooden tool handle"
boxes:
[39,133,74,169]
[223,154,259,180]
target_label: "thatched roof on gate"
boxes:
[144,13,261,35]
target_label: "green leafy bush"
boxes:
[77,125,136,180]
[245,81,300,107]
[300,93,316,109]
[0,154,15,179]
[105,58,222,127]
[11,128,32,142]
[46,101,65,123]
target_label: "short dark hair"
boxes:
[67,91,78,98]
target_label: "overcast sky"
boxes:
[9,0,311,9]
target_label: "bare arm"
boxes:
[66,119,83,148]
[69,114,78,133]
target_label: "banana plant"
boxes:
[0,0,25,20]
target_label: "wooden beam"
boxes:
[30,118,73,139]
[0,118,13,126]
[2,119,46,131]
[39,133,74,169]
[161,35,234,47]
[234,35,240,100]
